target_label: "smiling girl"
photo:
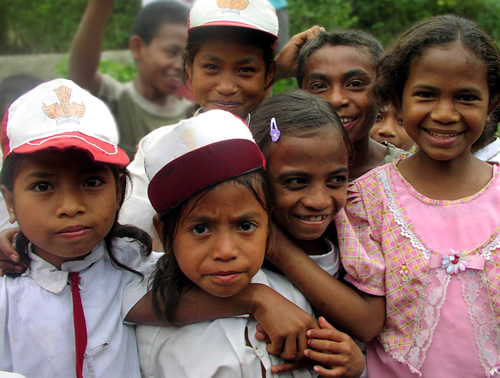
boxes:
[339,15,500,376]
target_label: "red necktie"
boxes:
[69,272,87,378]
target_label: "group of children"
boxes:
[0,0,499,376]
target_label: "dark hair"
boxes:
[249,89,353,159]
[150,169,271,322]
[473,106,500,153]
[183,26,276,83]
[375,15,500,112]
[297,29,384,88]
[0,152,152,278]
[131,1,190,45]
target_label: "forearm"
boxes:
[127,283,270,326]
[269,244,384,342]
[68,0,114,94]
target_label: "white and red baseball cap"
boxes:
[143,109,266,215]
[1,78,129,167]
[188,0,278,40]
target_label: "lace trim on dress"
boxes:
[376,168,500,376]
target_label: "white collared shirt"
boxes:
[0,238,158,378]
[137,269,318,378]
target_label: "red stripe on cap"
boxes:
[148,139,265,214]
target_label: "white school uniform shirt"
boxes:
[137,269,318,378]
[0,238,159,378]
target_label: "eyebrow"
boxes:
[410,84,484,96]
[343,68,372,80]
[199,54,260,65]
[279,167,349,179]
[24,165,108,180]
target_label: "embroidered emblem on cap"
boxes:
[42,85,85,126]
[217,0,249,13]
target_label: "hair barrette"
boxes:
[270,117,281,142]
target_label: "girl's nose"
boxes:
[211,232,238,261]
[301,187,332,211]
[57,186,85,218]
[430,99,460,124]
[216,73,238,96]
[329,87,349,109]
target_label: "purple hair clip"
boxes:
[270,117,281,142]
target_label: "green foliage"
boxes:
[0,0,139,54]
[55,56,137,83]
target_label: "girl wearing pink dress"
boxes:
[339,15,500,377]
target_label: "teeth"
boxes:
[299,215,327,222]
[428,130,459,138]
[340,117,352,124]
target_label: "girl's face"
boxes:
[185,38,273,119]
[172,181,268,298]
[302,45,378,145]
[402,41,492,161]
[1,150,122,269]
[267,128,349,243]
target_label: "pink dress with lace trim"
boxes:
[338,159,500,377]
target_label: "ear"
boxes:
[185,61,193,81]
[115,174,125,212]
[264,61,276,90]
[0,185,17,224]
[129,35,145,61]
[153,214,165,246]
[487,94,500,119]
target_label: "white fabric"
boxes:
[188,0,278,39]
[474,137,500,163]
[6,79,120,155]
[309,238,341,278]
[137,269,317,378]
[0,238,159,378]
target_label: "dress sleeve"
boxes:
[336,176,386,296]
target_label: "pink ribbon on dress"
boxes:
[428,254,486,270]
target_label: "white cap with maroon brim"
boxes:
[143,109,266,215]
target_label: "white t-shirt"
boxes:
[0,238,159,378]
[137,269,318,378]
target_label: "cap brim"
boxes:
[188,21,278,40]
[11,131,129,167]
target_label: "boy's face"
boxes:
[301,45,378,145]
[370,105,415,151]
[134,23,188,97]
[171,181,268,298]
[186,38,273,119]
[267,129,349,243]
[1,150,122,269]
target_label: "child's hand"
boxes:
[274,25,325,81]
[305,317,365,378]
[252,286,319,361]
[0,227,25,276]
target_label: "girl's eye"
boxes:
[239,67,257,74]
[84,177,104,188]
[203,64,218,71]
[457,94,479,102]
[328,175,348,185]
[285,177,308,188]
[416,91,434,99]
[376,113,384,121]
[238,222,257,232]
[347,80,366,89]
[32,182,53,192]
[191,224,210,235]
[308,82,327,92]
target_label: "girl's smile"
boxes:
[402,41,491,162]
[267,129,349,248]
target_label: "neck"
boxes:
[398,151,492,200]
[349,137,387,180]
[133,78,169,106]
[293,237,329,256]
